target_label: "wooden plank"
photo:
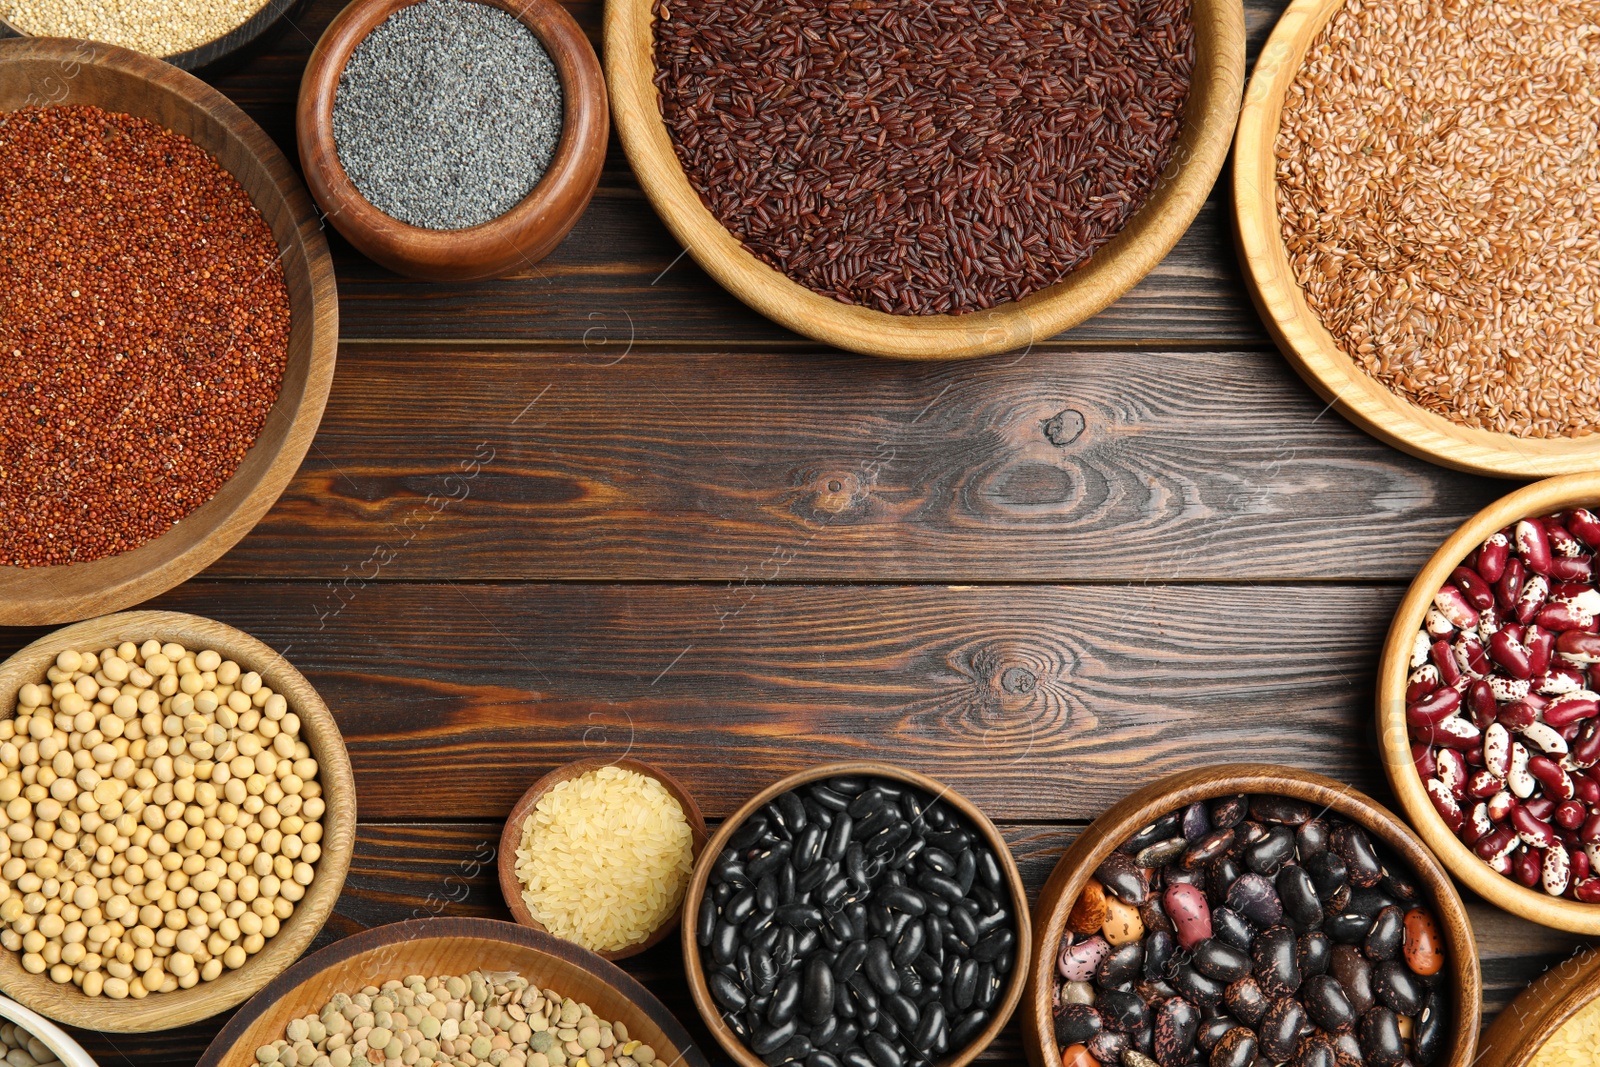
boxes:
[204,0,1292,348]
[198,344,1503,582]
[57,823,1593,1065]
[7,581,1401,820]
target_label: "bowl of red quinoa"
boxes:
[606,0,1246,360]
[1236,0,1600,477]
[0,37,338,625]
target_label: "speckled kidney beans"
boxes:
[1406,509,1600,902]
[1053,796,1448,1067]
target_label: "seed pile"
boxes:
[1054,796,1449,1067]
[1407,510,1600,901]
[653,0,1194,316]
[0,105,291,568]
[332,0,564,231]
[514,766,693,954]
[256,970,661,1067]
[1530,991,1600,1067]
[1277,0,1600,439]
[0,0,271,57]
[1,640,323,997]
[0,1021,63,1067]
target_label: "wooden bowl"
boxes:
[1476,946,1600,1067]
[1378,472,1600,933]
[1023,763,1482,1067]
[496,757,708,960]
[0,1,302,70]
[681,760,1032,1067]
[605,0,1245,361]
[0,38,338,627]
[0,610,357,1032]
[0,995,99,1067]
[296,0,608,281]
[1233,0,1600,478]
[196,917,711,1067]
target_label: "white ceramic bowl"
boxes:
[0,997,98,1067]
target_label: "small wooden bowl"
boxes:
[297,0,608,281]
[0,38,338,627]
[497,757,708,961]
[1476,946,1600,1067]
[1023,763,1482,1067]
[681,760,1032,1067]
[605,0,1245,360]
[0,995,99,1067]
[0,610,357,1032]
[196,917,711,1067]
[1234,0,1600,478]
[1378,473,1600,934]
[0,1,301,70]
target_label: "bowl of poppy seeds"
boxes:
[296,0,609,281]
[606,0,1247,359]
[0,37,338,627]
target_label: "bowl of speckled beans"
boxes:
[295,0,609,281]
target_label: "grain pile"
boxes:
[1277,0,1600,439]
[1530,993,1600,1067]
[0,0,273,57]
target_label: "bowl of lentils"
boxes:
[684,761,1030,1067]
[296,0,609,281]
[1379,472,1600,934]
[1024,763,1481,1067]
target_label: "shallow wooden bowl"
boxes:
[605,0,1245,360]
[297,0,608,281]
[0,0,301,70]
[1476,945,1600,1067]
[497,757,708,960]
[1023,762,1481,1067]
[0,611,357,1032]
[1234,0,1600,478]
[0,995,99,1067]
[681,760,1032,1067]
[196,917,710,1067]
[1378,473,1600,934]
[0,38,338,627]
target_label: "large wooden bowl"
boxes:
[606,0,1245,360]
[497,756,708,960]
[1234,0,1600,478]
[1476,946,1600,1067]
[0,0,302,70]
[197,917,711,1067]
[1378,473,1600,934]
[0,38,338,627]
[682,760,1031,1067]
[0,611,357,1032]
[297,0,608,281]
[1023,763,1481,1067]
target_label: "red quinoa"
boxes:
[652,0,1194,316]
[0,105,291,568]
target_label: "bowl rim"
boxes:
[604,0,1245,360]
[1021,762,1482,1067]
[679,759,1032,1067]
[0,610,357,1031]
[195,916,713,1067]
[495,755,709,960]
[1475,945,1600,1067]
[0,0,301,70]
[0,36,338,627]
[1233,0,1600,478]
[0,994,99,1067]
[1377,472,1600,935]
[295,0,608,280]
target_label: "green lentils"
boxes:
[256,970,660,1067]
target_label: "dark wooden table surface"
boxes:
[2,0,1594,1060]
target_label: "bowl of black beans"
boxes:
[684,762,1031,1067]
[1023,764,1482,1067]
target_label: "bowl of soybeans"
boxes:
[0,610,356,1032]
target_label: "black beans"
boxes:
[1372,959,1426,1015]
[1210,1027,1257,1067]
[1331,945,1375,1016]
[1096,853,1150,905]
[1251,925,1301,997]
[1259,997,1307,1061]
[1277,865,1324,929]
[1363,905,1404,962]
[1297,932,1332,978]
[1191,940,1251,983]
[1226,873,1283,926]
[1151,997,1199,1067]
[1303,973,1356,1032]
[1053,1003,1102,1045]
[1211,908,1254,952]
[1358,1006,1406,1066]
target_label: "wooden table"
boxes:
[1,0,1593,1059]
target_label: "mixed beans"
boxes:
[1408,509,1600,901]
[1053,795,1448,1067]
[696,775,1017,1067]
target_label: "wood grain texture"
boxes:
[0,612,356,1031]
[1378,474,1600,935]
[0,39,338,627]
[296,0,608,280]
